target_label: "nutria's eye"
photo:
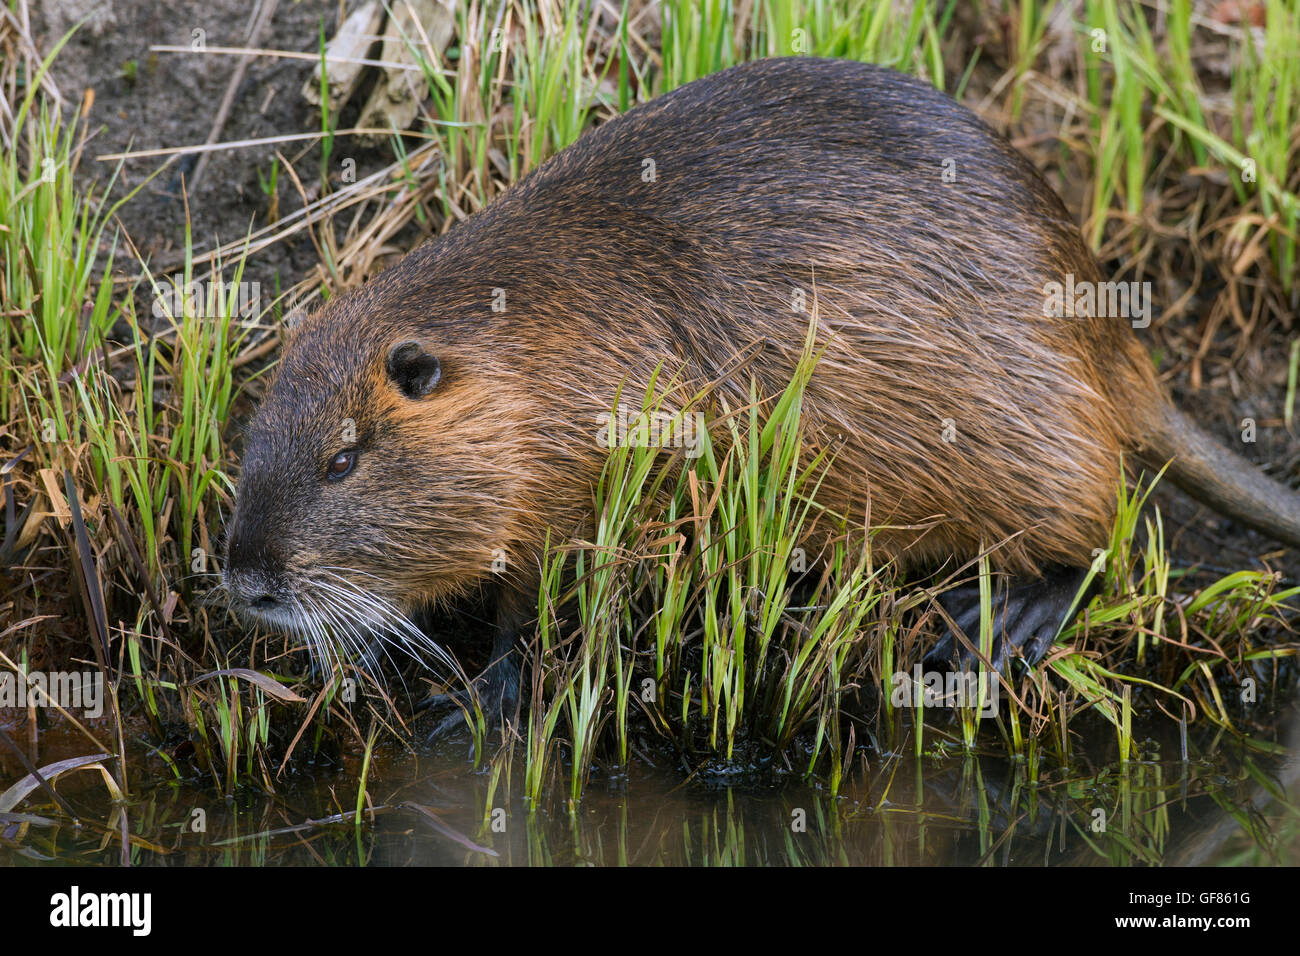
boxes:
[326,450,357,481]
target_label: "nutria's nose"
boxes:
[225,568,288,615]
[223,546,285,607]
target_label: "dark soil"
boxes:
[33,0,401,304]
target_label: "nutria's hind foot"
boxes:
[925,566,1092,673]
[422,629,521,741]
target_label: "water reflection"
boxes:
[4,710,1297,866]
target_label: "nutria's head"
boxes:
[221,286,537,669]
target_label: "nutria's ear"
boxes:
[386,340,442,398]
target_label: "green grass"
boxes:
[2,0,1298,832]
[522,324,886,807]
[508,346,1297,806]
[1,28,272,794]
[1081,0,1300,286]
[0,36,128,424]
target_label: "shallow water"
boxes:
[4,706,1297,866]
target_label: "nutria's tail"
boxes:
[1140,404,1300,550]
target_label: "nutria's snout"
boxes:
[221,524,290,618]
[220,501,456,672]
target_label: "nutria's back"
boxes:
[226,57,1281,662]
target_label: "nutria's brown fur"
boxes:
[223,57,1300,700]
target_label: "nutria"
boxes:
[222,57,1300,729]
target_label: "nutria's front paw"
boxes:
[422,658,520,740]
[925,566,1091,673]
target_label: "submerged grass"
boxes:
[2,0,1298,843]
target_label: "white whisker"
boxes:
[271,569,462,686]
